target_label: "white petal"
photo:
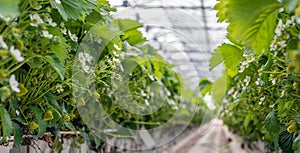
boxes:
[9,75,20,93]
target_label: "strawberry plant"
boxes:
[0,0,205,152]
[208,0,300,152]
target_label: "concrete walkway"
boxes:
[171,119,266,153]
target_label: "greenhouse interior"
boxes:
[0,0,300,152]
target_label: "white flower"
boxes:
[42,30,53,39]
[167,99,176,105]
[0,36,8,49]
[244,76,251,86]
[56,85,64,93]
[10,46,24,62]
[61,27,67,35]
[259,96,265,105]
[30,14,44,27]
[296,17,300,25]
[82,64,90,73]
[238,66,245,73]
[141,90,147,97]
[84,53,92,63]
[60,22,67,34]
[276,41,287,49]
[55,0,61,4]
[255,78,262,85]
[78,52,86,64]
[279,8,284,13]
[271,78,277,85]
[16,110,20,116]
[145,99,150,106]
[97,38,102,44]
[78,52,93,65]
[227,88,235,95]
[112,58,120,65]
[281,89,286,97]
[46,18,57,27]
[9,74,20,93]
[68,31,78,42]
[114,44,121,51]
[247,57,255,63]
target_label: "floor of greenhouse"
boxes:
[169,119,266,153]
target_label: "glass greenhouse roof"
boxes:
[109,0,228,88]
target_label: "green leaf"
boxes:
[218,0,281,55]
[50,0,97,21]
[86,10,101,24]
[48,27,68,64]
[278,131,294,153]
[44,53,65,81]
[198,78,212,96]
[30,106,47,137]
[210,44,243,77]
[214,0,227,22]
[228,99,240,111]
[293,134,300,153]
[112,19,143,32]
[12,122,22,147]
[209,47,223,70]
[92,23,110,39]
[152,61,163,80]
[0,0,20,18]
[244,112,252,128]
[212,75,227,106]
[0,104,12,142]
[121,29,146,45]
[264,110,281,134]
[43,92,63,116]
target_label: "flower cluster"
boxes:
[78,52,93,73]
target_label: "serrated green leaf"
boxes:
[43,92,63,116]
[278,131,294,153]
[50,0,97,21]
[264,110,281,134]
[210,44,243,77]
[220,0,281,55]
[0,0,20,18]
[230,1,280,54]
[49,38,67,64]
[121,29,146,45]
[0,104,12,142]
[92,23,110,39]
[44,54,65,81]
[112,19,143,32]
[214,0,227,22]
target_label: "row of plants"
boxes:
[203,0,300,152]
[0,0,206,152]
